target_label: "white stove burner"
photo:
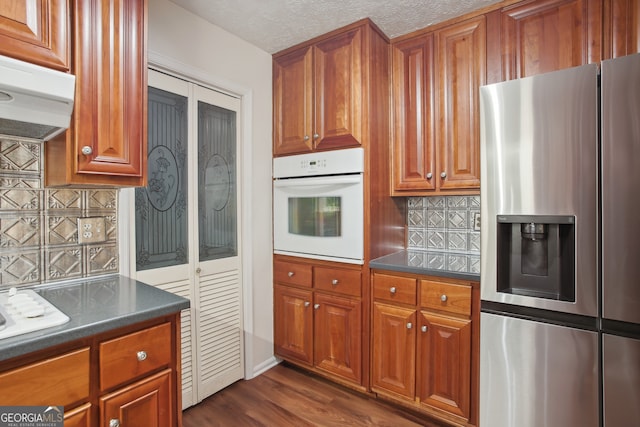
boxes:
[0,288,69,340]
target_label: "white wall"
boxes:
[148,0,275,378]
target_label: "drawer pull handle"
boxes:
[421,325,428,333]
[110,419,121,427]
[390,286,397,294]
[406,322,413,329]
[314,303,320,310]
[441,294,448,302]
[137,350,148,362]
[332,279,339,285]
[288,271,294,277]
[304,301,310,307]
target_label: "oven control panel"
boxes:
[273,147,364,178]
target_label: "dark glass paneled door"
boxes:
[125,69,243,409]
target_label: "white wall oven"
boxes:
[273,148,364,264]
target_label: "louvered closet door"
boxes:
[128,69,243,409]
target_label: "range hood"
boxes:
[0,54,75,141]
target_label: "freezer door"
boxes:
[480,312,599,427]
[480,64,598,317]
[601,53,640,324]
[603,334,640,426]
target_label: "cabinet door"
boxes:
[64,403,91,427]
[603,0,640,58]
[313,27,363,151]
[47,0,147,186]
[436,16,484,191]
[100,369,172,427]
[499,0,602,80]
[391,34,436,193]
[273,46,314,155]
[274,284,313,365]
[371,302,416,399]
[0,0,69,70]
[418,311,472,421]
[313,292,362,384]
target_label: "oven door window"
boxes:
[288,196,341,237]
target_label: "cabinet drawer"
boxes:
[274,260,312,287]
[373,273,417,305]
[100,323,172,391]
[0,347,90,406]
[314,267,361,297]
[420,280,471,317]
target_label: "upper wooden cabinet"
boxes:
[392,16,484,195]
[45,0,147,186]
[487,0,602,81]
[0,0,69,70]
[603,0,640,58]
[273,20,384,156]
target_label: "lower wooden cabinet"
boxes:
[64,403,92,427]
[371,270,479,427]
[273,255,364,388]
[100,369,172,427]
[0,316,182,427]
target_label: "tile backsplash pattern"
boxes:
[407,195,480,274]
[0,136,118,288]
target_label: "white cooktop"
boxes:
[0,288,70,340]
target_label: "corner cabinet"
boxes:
[273,19,385,156]
[371,270,480,427]
[391,16,484,195]
[45,0,147,187]
[0,0,69,70]
[274,255,365,388]
[0,315,182,427]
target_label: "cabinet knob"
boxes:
[332,279,339,286]
[421,325,428,333]
[304,301,310,307]
[81,146,93,155]
[390,286,397,294]
[110,419,121,427]
[314,303,320,310]
[313,133,320,139]
[441,294,448,302]
[288,271,294,277]
[137,350,148,361]
[440,171,447,179]
[426,172,433,179]
[195,267,201,274]
[303,135,310,141]
[406,322,413,329]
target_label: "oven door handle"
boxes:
[273,175,362,188]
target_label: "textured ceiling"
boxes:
[169,0,502,54]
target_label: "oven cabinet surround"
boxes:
[45,0,148,187]
[273,18,387,156]
[391,15,484,195]
[371,270,480,427]
[0,0,69,70]
[0,316,180,427]
[274,255,365,389]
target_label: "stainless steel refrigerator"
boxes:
[479,53,640,427]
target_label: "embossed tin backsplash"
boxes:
[406,196,480,274]
[0,136,118,287]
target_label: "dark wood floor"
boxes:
[182,363,444,427]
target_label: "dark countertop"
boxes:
[0,274,190,363]
[370,250,481,282]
